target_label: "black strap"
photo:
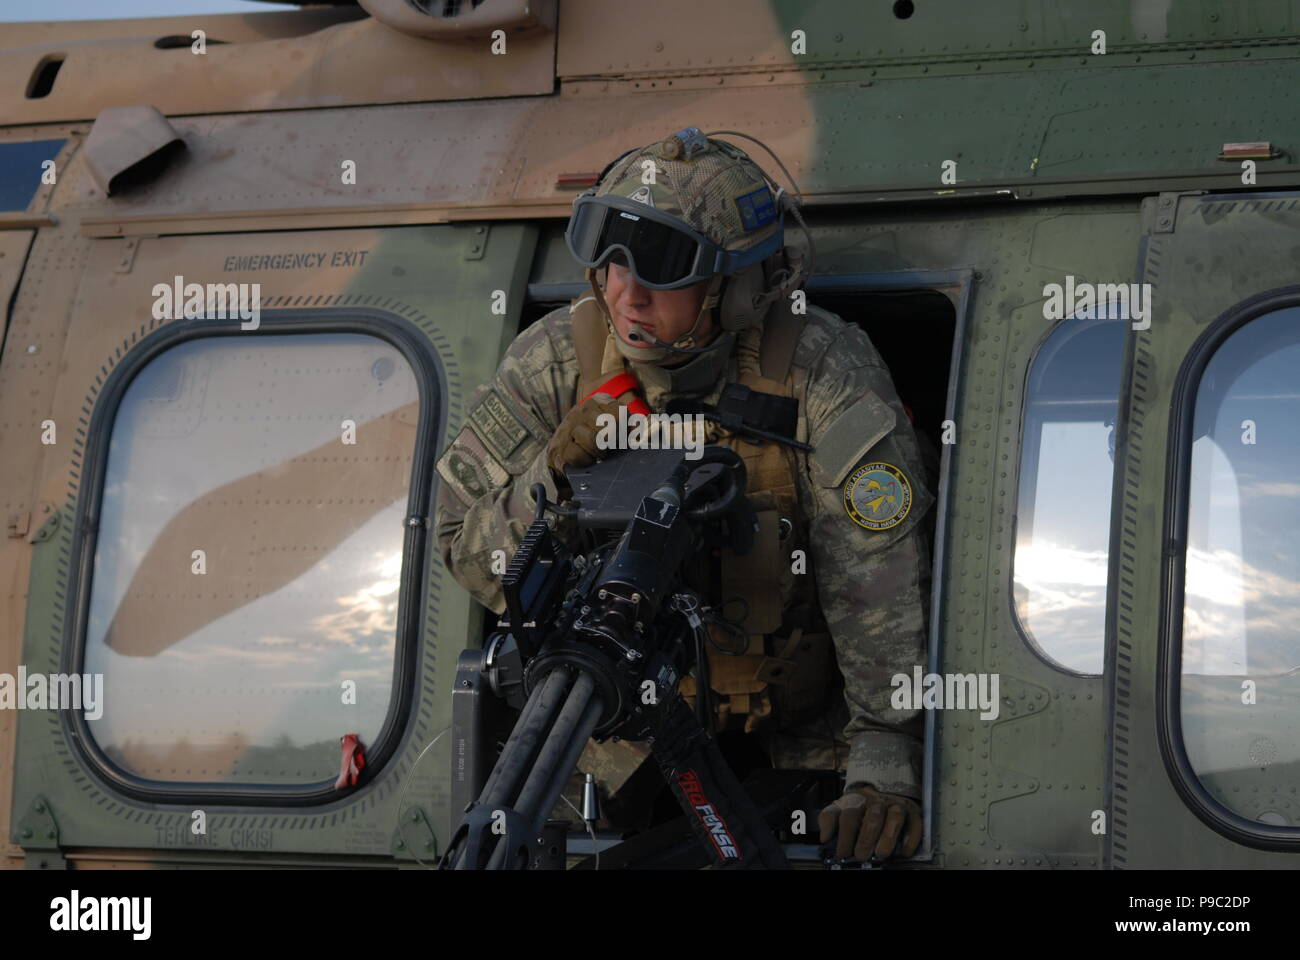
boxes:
[715,383,798,437]
[648,695,788,869]
[666,385,810,452]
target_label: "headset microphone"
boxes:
[625,329,730,356]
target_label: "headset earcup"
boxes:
[719,267,747,331]
[718,276,739,331]
[719,263,770,331]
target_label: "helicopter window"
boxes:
[0,139,65,211]
[1179,306,1300,821]
[1012,309,1127,675]
[82,333,419,787]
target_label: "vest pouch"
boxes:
[678,624,768,732]
[718,506,785,635]
[757,627,835,724]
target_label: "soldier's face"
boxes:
[605,262,711,356]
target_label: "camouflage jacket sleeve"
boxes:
[800,318,934,801]
[434,309,577,614]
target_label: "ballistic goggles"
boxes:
[565,193,784,290]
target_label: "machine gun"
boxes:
[440,446,789,870]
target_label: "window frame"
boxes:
[61,308,444,806]
[1010,312,1127,678]
[0,138,66,212]
[1160,283,1300,850]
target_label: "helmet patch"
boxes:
[628,184,656,208]
[734,185,776,231]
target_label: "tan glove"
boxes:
[818,784,922,861]
[545,390,634,489]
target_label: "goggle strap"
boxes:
[573,191,787,288]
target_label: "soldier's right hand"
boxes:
[545,389,634,487]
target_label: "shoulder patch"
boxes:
[811,390,896,488]
[843,461,913,531]
[436,425,510,507]
[468,388,530,463]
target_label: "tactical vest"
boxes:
[570,297,835,733]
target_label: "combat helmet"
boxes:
[565,126,810,362]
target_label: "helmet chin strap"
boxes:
[587,269,727,363]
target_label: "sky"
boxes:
[0,0,299,20]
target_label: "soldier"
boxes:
[435,127,932,863]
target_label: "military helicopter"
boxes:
[2,0,1299,871]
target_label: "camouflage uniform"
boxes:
[435,302,933,800]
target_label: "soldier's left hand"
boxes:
[818,784,922,861]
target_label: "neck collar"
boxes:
[630,330,736,401]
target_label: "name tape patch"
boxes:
[468,388,529,463]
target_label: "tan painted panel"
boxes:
[0,8,365,52]
[511,87,818,206]
[0,221,96,869]
[52,98,540,228]
[49,84,816,237]
[0,16,554,125]
[0,228,39,870]
[0,230,34,345]
[38,227,407,528]
[0,227,93,517]
[0,215,54,230]
[0,124,84,145]
[80,201,572,239]
[558,0,795,76]
[0,536,29,868]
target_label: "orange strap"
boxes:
[335,733,366,789]
[582,372,651,416]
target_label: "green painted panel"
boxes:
[12,222,537,864]
[768,0,1300,62]
[1110,190,1300,868]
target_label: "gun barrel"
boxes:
[513,670,600,820]
[486,672,604,869]
[448,666,605,869]
[477,667,570,809]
